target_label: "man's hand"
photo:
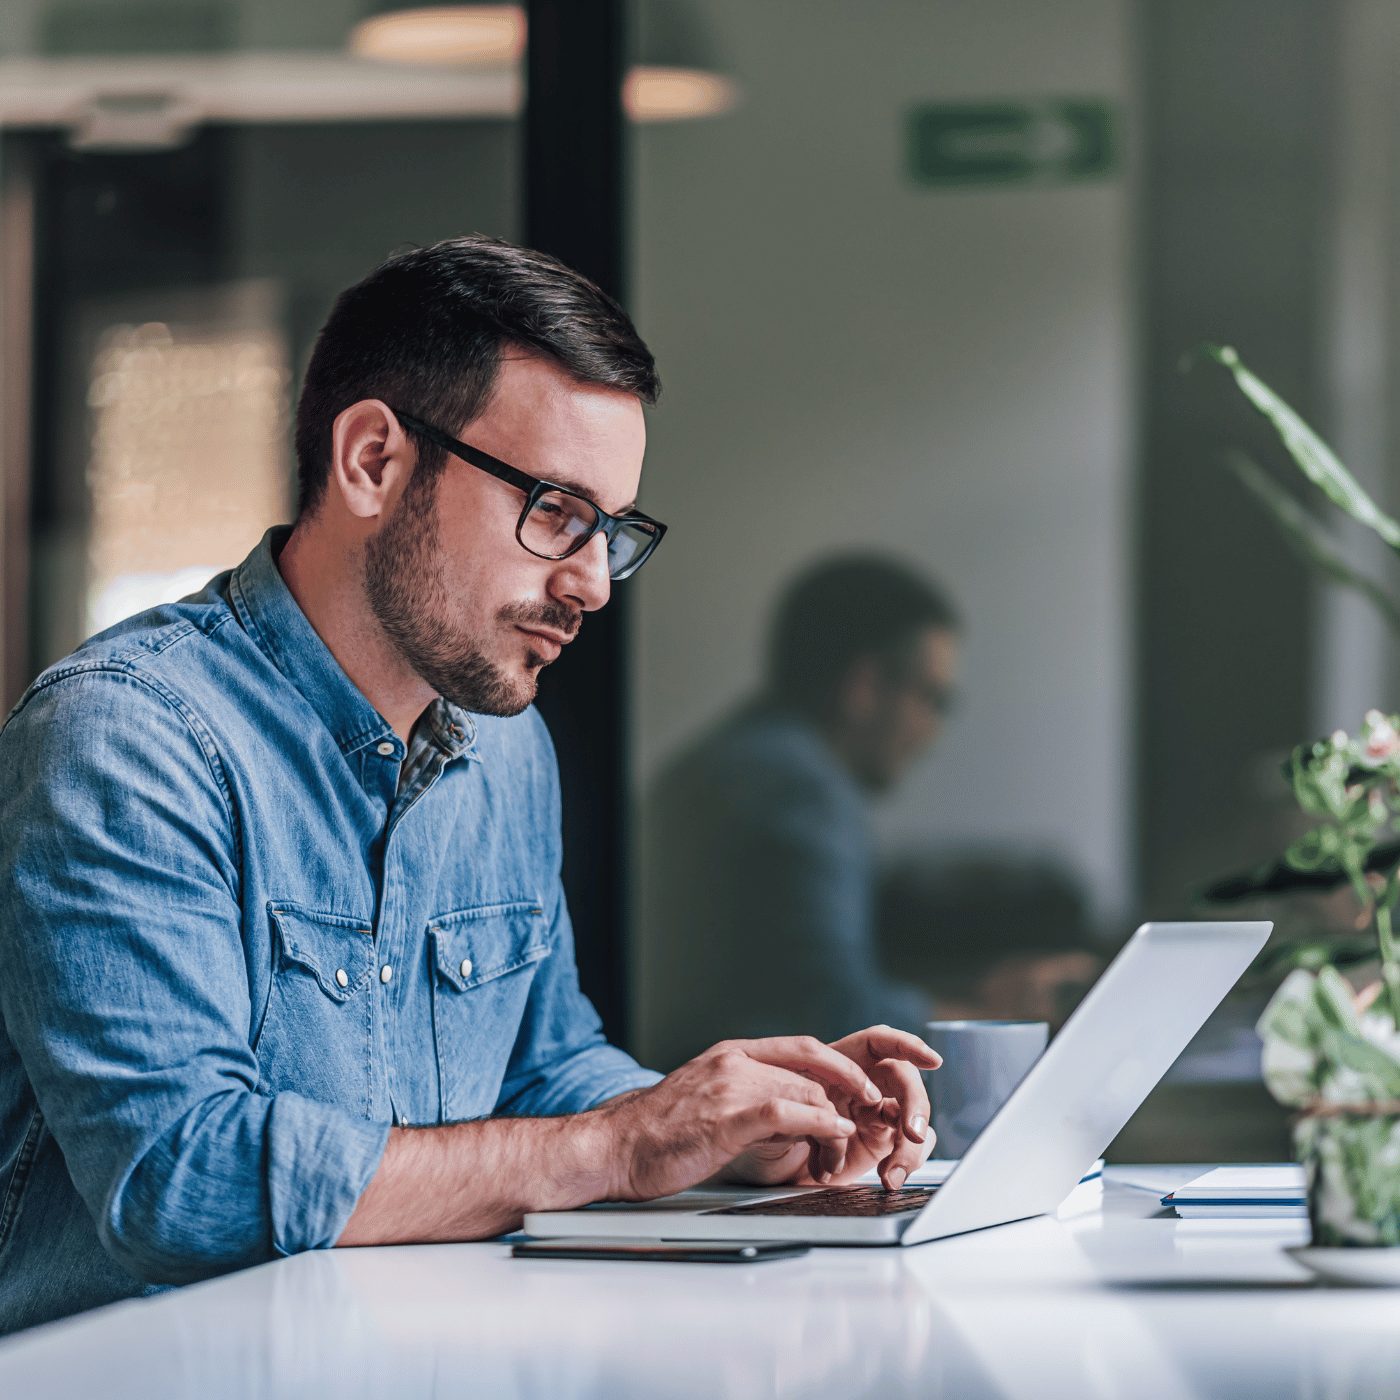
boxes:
[723,1026,942,1190]
[597,1035,897,1202]
[339,1026,943,1246]
[596,1028,942,1202]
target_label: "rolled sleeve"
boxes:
[265,1094,389,1259]
[0,668,386,1285]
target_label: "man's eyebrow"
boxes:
[545,473,637,516]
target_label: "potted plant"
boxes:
[1195,346,1400,1253]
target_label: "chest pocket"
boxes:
[255,902,376,1117]
[429,900,550,1121]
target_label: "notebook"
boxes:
[1161,1165,1306,1219]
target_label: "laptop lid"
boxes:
[900,920,1271,1244]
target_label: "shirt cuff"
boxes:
[265,1092,390,1257]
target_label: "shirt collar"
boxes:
[227,526,479,763]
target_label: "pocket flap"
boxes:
[268,902,374,1002]
[430,900,550,992]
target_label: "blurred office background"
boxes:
[2,0,1395,1158]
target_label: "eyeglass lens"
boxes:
[520,491,657,578]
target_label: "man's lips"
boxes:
[516,625,573,660]
[517,626,573,647]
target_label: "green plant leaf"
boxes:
[1194,344,1400,554]
[1315,965,1363,1030]
[1318,1026,1400,1098]
[1226,452,1400,635]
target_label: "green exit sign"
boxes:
[907,100,1118,188]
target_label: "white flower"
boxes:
[1362,711,1400,762]
[1358,1009,1400,1064]
[1260,1034,1316,1107]
[1320,1066,1373,1105]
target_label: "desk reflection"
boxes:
[242,1243,966,1399]
[7,1198,1400,1400]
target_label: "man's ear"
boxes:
[328,399,415,522]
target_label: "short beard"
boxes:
[363,469,535,717]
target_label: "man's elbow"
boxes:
[99,1200,270,1287]
[96,1140,274,1286]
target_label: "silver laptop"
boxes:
[525,921,1271,1246]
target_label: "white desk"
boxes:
[0,1166,1395,1399]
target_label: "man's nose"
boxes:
[552,531,612,613]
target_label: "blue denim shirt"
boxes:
[0,527,659,1333]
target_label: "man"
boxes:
[0,237,939,1333]
[638,556,961,1068]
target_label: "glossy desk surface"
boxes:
[1,1166,1395,1399]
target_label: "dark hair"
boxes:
[877,853,1098,997]
[293,234,661,516]
[766,554,960,718]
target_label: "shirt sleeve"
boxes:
[493,709,660,1117]
[0,667,388,1286]
[493,894,662,1117]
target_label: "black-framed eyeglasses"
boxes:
[392,410,667,581]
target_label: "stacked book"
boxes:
[1161,1165,1306,1219]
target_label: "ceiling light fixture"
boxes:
[623,65,737,122]
[348,2,738,122]
[348,4,524,67]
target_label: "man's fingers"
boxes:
[738,1098,856,1147]
[833,1025,942,1072]
[744,1059,842,1114]
[738,1036,882,1108]
[868,1056,931,1145]
[867,1061,930,1188]
[814,1134,848,1182]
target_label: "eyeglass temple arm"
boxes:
[392,410,539,496]
[395,407,665,537]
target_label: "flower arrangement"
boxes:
[1258,714,1400,1244]
[1196,346,1400,1245]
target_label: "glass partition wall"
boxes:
[628,0,1136,1072]
[12,114,519,677]
[2,1,1385,1164]
[0,0,627,1047]
[625,0,1367,1162]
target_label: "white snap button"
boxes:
[376,741,395,757]
[335,968,349,988]
[380,964,393,984]
[459,958,473,979]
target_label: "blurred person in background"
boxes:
[640,556,962,1068]
[877,853,1104,1032]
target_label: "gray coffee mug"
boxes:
[924,1019,1049,1158]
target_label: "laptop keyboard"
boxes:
[709,1185,938,1218]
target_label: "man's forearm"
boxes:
[337,1105,620,1246]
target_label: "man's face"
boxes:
[364,352,646,716]
[846,627,960,792]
